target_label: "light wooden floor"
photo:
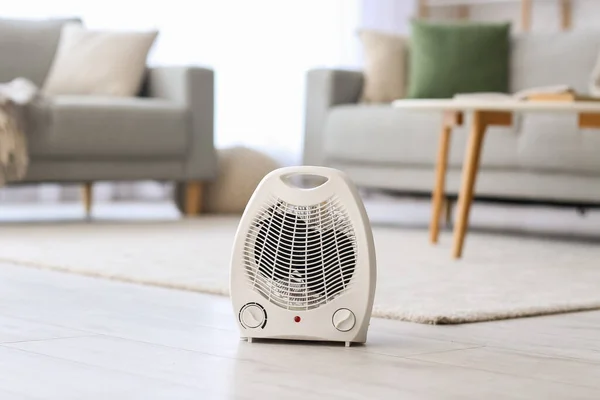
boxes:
[1,262,599,399]
[1,200,599,399]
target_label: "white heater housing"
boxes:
[230,166,377,346]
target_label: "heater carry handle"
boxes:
[273,165,342,178]
[263,166,355,204]
[273,166,343,187]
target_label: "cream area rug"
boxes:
[1,216,600,324]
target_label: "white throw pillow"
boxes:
[42,23,158,97]
[358,29,408,103]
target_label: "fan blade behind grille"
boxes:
[248,198,356,310]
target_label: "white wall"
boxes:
[353,0,600,36]
[435,0,600,32]
[359,0,417,35]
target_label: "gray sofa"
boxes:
[1,18,216,215]
[304,30,600,207]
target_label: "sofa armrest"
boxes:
[147,66,217,181]
[303,68,363,166]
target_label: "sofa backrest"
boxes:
[510,31,600,94]
[0,18,81,87]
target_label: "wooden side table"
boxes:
[393,99,600,259]
[430,108,513,259]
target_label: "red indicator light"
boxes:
[294,316,301,323]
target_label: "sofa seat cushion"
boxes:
[323,105,443,166]
[28,96,189,159]
[322,105,518,168]
[515,113,600,175]
[323,105,600,176]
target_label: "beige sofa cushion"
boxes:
[42,23,158,97]
[358,30,408,103]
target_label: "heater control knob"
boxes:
[240,303,265,329]
[332,308,356,332]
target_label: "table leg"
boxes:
[430,123,452,244]
[452,111,487,259]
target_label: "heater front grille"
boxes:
[243,196,357,310]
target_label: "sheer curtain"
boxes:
[0,0,407,204]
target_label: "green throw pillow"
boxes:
[406,20,511,99]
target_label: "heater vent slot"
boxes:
[243,196,357,310]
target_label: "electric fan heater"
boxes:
[230,166,376,347]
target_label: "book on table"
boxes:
[453,85,600,102]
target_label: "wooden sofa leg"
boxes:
[184,181,203,216]
[82,182,93,217]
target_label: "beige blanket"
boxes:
[0,78,39,186]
